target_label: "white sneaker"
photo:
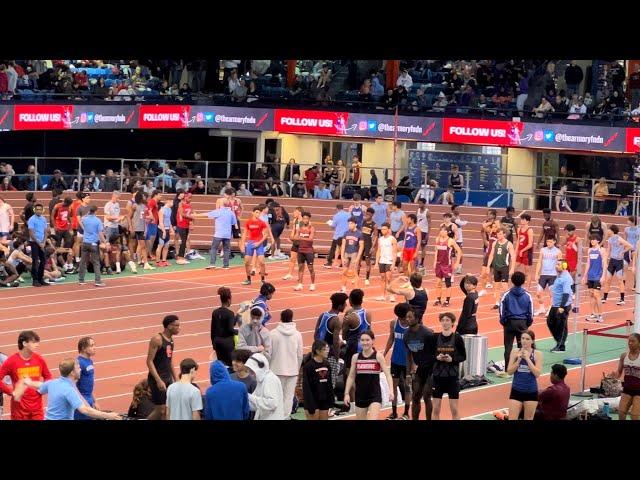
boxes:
[143,263,156,270]
[486,283,493,289]
[283,274,293,280]
[128,261,138,274]
[388,295,396,302]
[596,315,604,323]
[455,266,463,274]
[294,283,303,291]
[616,300,626,306]
[340,286,347,293]
[364,279,370,286]
[536,308,547,316]
[478,289,487,297]
[309,284,316,291]
[375,296,386,301]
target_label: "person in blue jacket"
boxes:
[499,271,534,367]
[204,360,250,420]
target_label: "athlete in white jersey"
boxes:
[375,222,398,302]
[534,237,562,315]
[416,198,431,272]
[452,205,467,274]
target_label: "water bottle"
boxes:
[603,402,610,417]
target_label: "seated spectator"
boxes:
[0,177,16,192]
[291,181,306,199]
[371,76,384,97]
[533,97,555,118]
[48,169,68,192]
[237,307,273,361]
[231,77,247,102]
[412,88,429,111]
[606,90,625,114]
[396,68,413,90]
[534,364,570,420]
[175,175,191,193]
[190,180,206,194]
[127,379,155,419]
[381,89,396,109]
[470,93,488,110]
[204,360,250,420]
[437,186,455,205]
[268,180,286,197]
[432,91,448,112]
[228,69,240,94]
[92,77,110,97]
[359,83,372,103]
[567,97,587,120]
[236,183,252,196]
[179,83,192,98]
[553,94,569,115]
[459,85,475,107]
[583,92,594,111]
[0,251,20,287]
[314,181,332,200]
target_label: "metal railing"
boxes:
[1,156,638,214]
[3,91,639,126]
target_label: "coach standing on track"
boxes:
[78,205,107,287]
[27,203,48,287]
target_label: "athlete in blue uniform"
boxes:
[383,303,411,420]
[603,224,632,306]
[401,214,421,275]
[341,289,372,399]
[74,336,97,420]
[348,194,365,229]
[314,292,348,389]
[585,235,607,323]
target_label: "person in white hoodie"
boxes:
[269,309,303,419]
[245,353,285,420]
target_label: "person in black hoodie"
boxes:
[302,340,334,420]
[499,271,534,367]
[432,312,466,420]
[456,275,479,335]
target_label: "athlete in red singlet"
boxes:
[52,197,74,269]
[515,213,534,283]
[563,224,580,288]
[433,227,462,308]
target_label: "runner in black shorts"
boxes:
[403,307,436,420]
[146,315,180,420]
[358,208,377,286]
[283,207,302,281]
[431,312,466,420]
[294,211,316,291]
[383,303,411,419]
[344,330,393,420]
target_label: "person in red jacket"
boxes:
[0,330,52,420]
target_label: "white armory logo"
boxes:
[19,113,62,122]
[280,116,333,128]
[143,113,180,122]
[449,126,506,138]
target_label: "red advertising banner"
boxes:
[442,118,523,147]
[138,105,191,129]
[274,109,350,136]
[626,127,640,153]
[13,105,74,130]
